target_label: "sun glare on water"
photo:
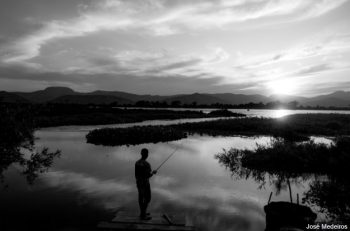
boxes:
[275,109,290,118]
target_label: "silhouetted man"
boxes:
[135,148,157,220]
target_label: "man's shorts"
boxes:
[137,183,151,203]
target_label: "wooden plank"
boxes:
[163,214,173,225]
[97,222,196,231]
[167,215,185,226]
[115,211,185,226]
[112,215,169,226]
[116,211,180,217]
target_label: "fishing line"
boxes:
[156,140,187,171]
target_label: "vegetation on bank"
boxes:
[28,104,245,128]
[0,104,61,186]
[131,100,350,110]
[174,114,350,139]
[86,126,187,146]
[214,137,350,224]
[215,137,350,177]
[86,114,350,146]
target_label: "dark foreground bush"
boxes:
[86,125,187,146]
[303,177,350,224]
[215,137,350,224]
[216,136,350,176]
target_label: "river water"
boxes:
[0,109,340,230]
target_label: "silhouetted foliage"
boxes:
[214,137,350,224]
[303,177,350,224]
[216,137,350,178]
[86,125,187,146]
[0,104,61,186]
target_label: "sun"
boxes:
[267,79,297,95]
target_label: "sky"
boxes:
[1,0,350,96]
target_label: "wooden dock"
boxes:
[97,211,196,231]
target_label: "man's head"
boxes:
[141,148,148,159]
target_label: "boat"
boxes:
[264,201,317,231]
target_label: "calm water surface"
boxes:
[1,111,336,230]
[130,108,350,118]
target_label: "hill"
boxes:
[206,93,269,104]
[305,91,350,102]
[0,91,32,103]
[87,90,174,102]
[13,87,78,103]
[302,97,350,107]
[8,86,350,107]
[49,95,133,105]
[164,93,229,105]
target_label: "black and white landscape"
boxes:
[1,1,350,231]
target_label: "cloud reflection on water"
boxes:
[40,171,135,209]
[39,168,266,230]
[33,130,313,231]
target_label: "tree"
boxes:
[288,100,299,109]
[171,100,181,107]
[109,101,119,107]
[0,104,61,186]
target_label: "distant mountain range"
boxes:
[50,95,134,105]
[0,91,32,103]
[1,87,350,107]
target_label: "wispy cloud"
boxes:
[234,24,350,68]
[70,47,231,78]
[1,0,347,64]
[291,62,350,76]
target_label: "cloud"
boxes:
[297,0,349,20]
[71,47,230,77]
[205,47,231,64]
[158,58,203,71]
[0,61,254,94]
[298,80,350,97]
[1,0,347,64]
[292,62,350,76]
[234,24,350,68]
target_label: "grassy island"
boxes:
[86,114,350,146]
[86,125,187,146]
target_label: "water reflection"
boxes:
[2,132,278,230]
[3,125,341,231]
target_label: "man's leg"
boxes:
[138,186,151,220]
[138,188,144,216]
[143,184,151,216]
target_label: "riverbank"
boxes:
[86,114,350,146]
[35,106,245,128]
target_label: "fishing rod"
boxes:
[156,140,187,171]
